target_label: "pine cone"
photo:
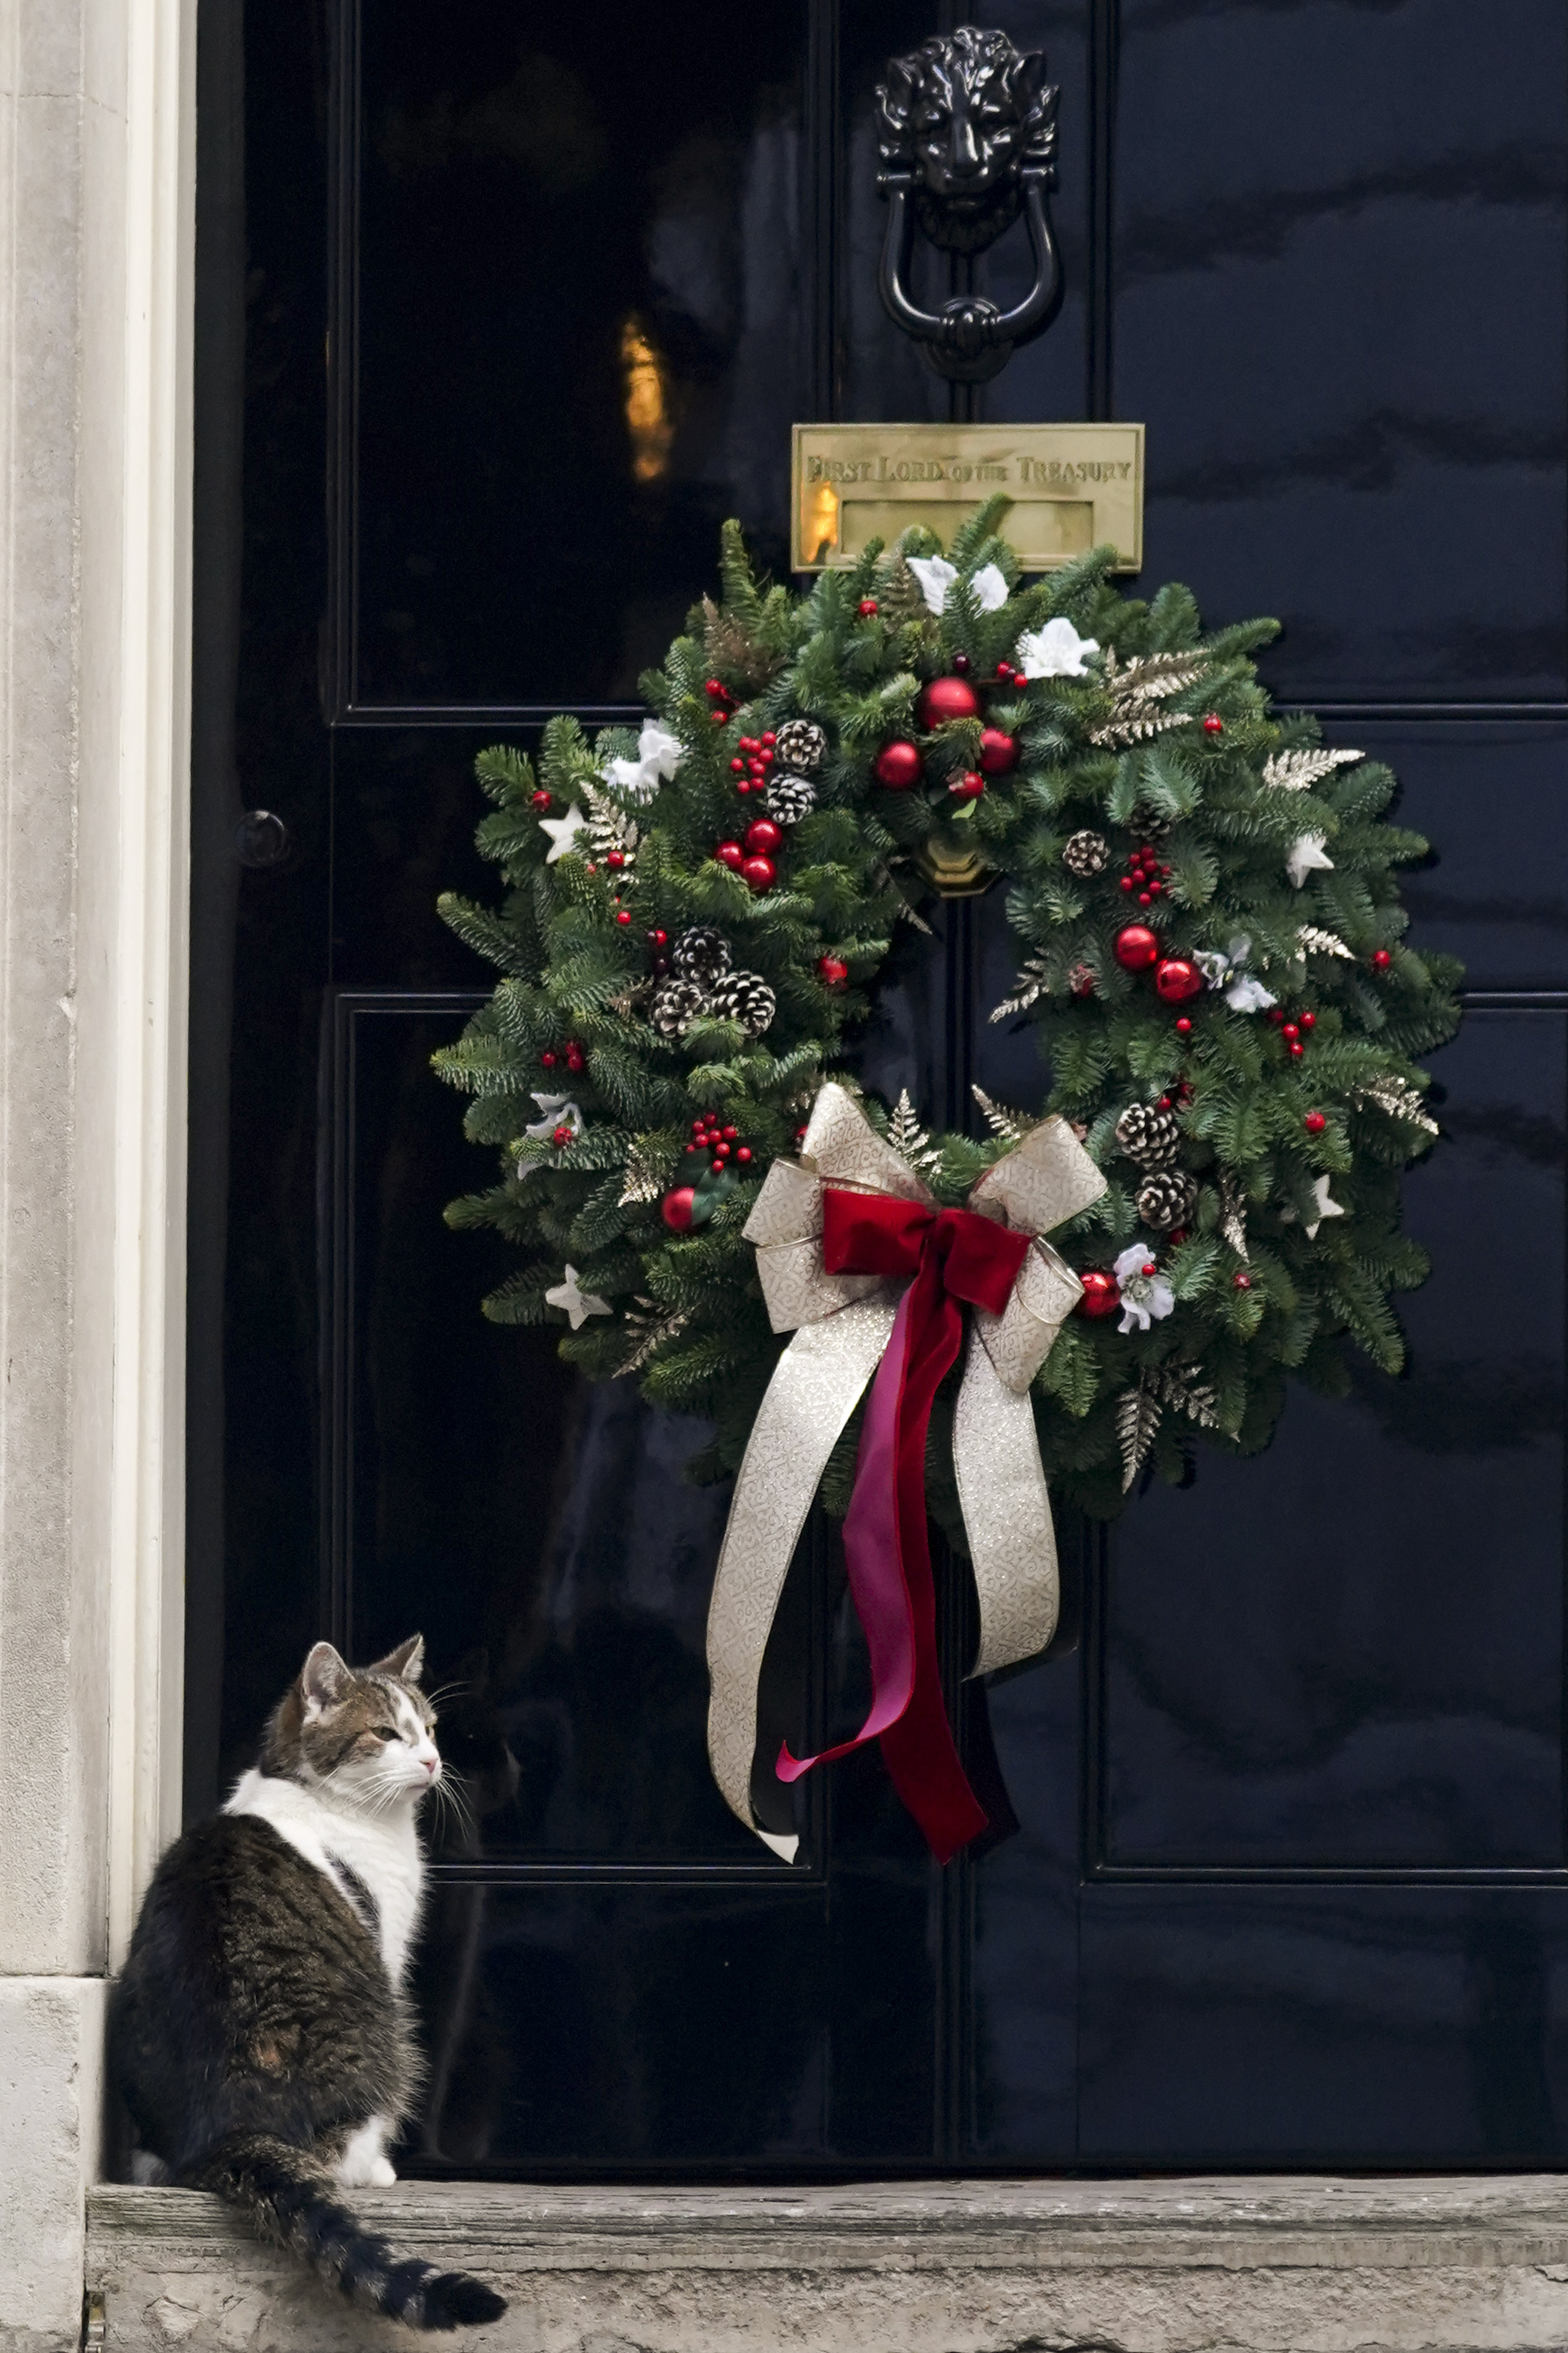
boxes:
[764,772,817,827]
[773,719,827,775]
[1062,829,1108,878]
[706,969,777,1038]
[1115,1102,1181,1169]
[650,979,707,1039]
[1136,1170,1198,1233]
[1130,805,1174,843]
[670,925,732,986]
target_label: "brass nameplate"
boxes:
[791,423,1143,574]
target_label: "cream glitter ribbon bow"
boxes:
[704,1081,1107,1860]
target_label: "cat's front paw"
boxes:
[367,2154,397,2187]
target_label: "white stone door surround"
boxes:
[0,0,195,2345]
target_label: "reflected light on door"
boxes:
[620,317,674,482]
[806,480,839,563]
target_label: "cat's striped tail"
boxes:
[186,2134,507,2332]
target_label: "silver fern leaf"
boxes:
[887,1088,942,1175]
[1156,1361,1219,1429]
[1117,1381,1163,1492]
[618,1300,692,1376]
[1351,1077,1439,1138]
[618,1135,675,1206]
[580,778,642,868]
[1296,923,1353,960]
[1220,1169,1249,1262]
[990,953,1051,1022]
[970,1085,1035,1143]
[1262,746,1364,793]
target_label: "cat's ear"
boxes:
[300,1641,353,1715]
[369,1634,424,1686]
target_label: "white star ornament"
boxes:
[1286,832,1335,889]
[539,802,589,862]
[545,1265,611,1331]
[1281,1173,1346,1242]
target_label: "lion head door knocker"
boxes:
[875,25,1061,383]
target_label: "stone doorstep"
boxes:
[85,2176,1568,2353]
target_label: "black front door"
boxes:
[187,0,1568,2171]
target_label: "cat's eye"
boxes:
[373,1725,398,1741]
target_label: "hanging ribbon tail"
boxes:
[705,1298,896,1860]
[777,1281,921,1783]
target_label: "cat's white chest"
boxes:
[226,1769,426,1985]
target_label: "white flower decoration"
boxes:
[607,720,684,806]
[1015,616,1100,680]
[970,562,1010,612]
[1113,1243,1175,1334]
[1280,1172,1346,1241]
[538,802,589,862]
[1285,832,1335,889]
[907,554,958,614]
[544,1264,611,1331]
[523,1093,583,1141]
[1194,936,1276,1014]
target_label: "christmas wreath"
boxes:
[435,505,1460,1857]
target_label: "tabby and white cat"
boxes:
[110,1636,507,2333]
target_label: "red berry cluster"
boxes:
[993,658,1025,687]
[646,925,670,977]
[817,954,848,989]
[540,1039,587,1076]
[948,770,985,801]
[704,677,735,726]
[1202,713,1225,737]
[551,1123,575,1148]
[729,730,777,796]
[1267,1006,1316,1060]
[686,1110,752,1170]
[1119,841,1172,905]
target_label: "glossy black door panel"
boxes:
[1116,0,1568,701]
[1080,1886,1568,2166]
[1098,1009,1566,1873]
[341,0,811,713]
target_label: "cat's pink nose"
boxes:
[423,1757,437,1776]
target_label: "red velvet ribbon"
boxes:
[776,1188,1031,1863]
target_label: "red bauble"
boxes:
[1154,957,1202,1005]
[1114,923,1160,971]
[857,598,879,618]
[1202,714,1224,735]
[874,739,922,791]
[948,770,985,800]
[1303,1111,1327,1135]
[1076,1270,1121,1320]
[978,725,1019,776]
[531,789,553,810]
[714,841,744,870]
[744,818,783,856]
[1371,948,1392,971]
[817,956,849,989]
[660,1187,697,1233]
[742,855,777,892]
[1175,1016,1193,1036]
[917,675,981,729]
